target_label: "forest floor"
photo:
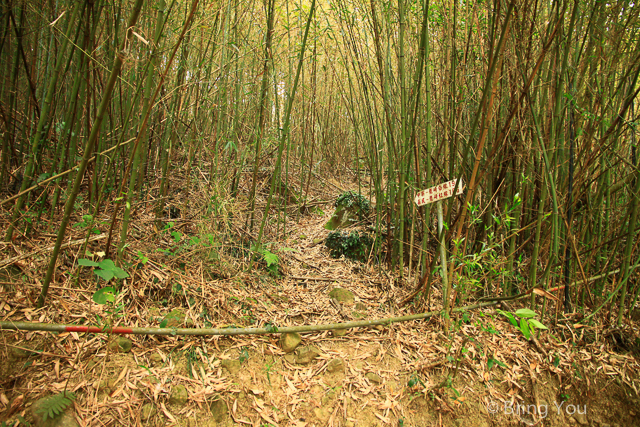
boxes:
[1,176,640,427]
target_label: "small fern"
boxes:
[35,392,76,421]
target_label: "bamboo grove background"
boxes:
[0,0,639,324]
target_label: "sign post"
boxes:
[415,179,465,313]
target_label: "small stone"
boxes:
[209,399,228,422]
[10,346,39,359]
[328,288,354,303]
[311,385,324,397]
[295,346,321,365]
[284,354,295,364]
[163,309,186,327]
[313,407,331,422]
[279,332,302,353]
[325,375,339,388]
[326,358,345,373]
[108,337,132,353]
[574,412,588,425]
[411,396,427,408]
[365,372,383,384]
[221,359,241,375]
[169,384,188,406]
[149,353,163,366]
[141,403,157,421]
[331,328,348,337]
[345,421,355,427]
[98,378,117,393]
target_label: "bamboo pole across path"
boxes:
[0,301,500,337]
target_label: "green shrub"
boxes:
[335,191,371,218]
[325,231,374,262]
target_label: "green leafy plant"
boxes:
[135,251,148,265]
[325,231,373,262]
[161,222,182,243]
[239,347,249,364]
[79,258,129,282]
[496,308,547,340]
[92,286,116,305]
[335,191,371,216]
[73,214,100,234]
[487,356,507,370]
[251,244,293,277]
[265,359,275,385]
[265,322,278,333]
[34,392,76,422]
[91,285,125,329]
[407,373,425,388]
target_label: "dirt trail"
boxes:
[1,207,640,426]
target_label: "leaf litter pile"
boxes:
[1,179,640,427]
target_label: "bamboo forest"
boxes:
[1,0,640,425]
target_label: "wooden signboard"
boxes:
[415,179,465,207]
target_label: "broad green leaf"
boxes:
[98,259,116,270]
[497,309,517,327]
[78,259,99,267]
[515,308,536,318]
[93,287,116,304]
[528,319,548,330]
[113,267,129,279]
[520,318,531,340]
[95,269,114,281]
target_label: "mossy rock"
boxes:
[108,337,132,353]
[209,399,228,422]
[31,394,79,427]
[324,191,371,230]
[329,288,354,303]
[169,384,188,406]
[162,309,186,327]
[295,345,321,365]
[326,358,345,373]
[365,372,383,384]
[221,359,241,375]
[10,345,40,359]
[279,332,302,353]
[141,403,157,421]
